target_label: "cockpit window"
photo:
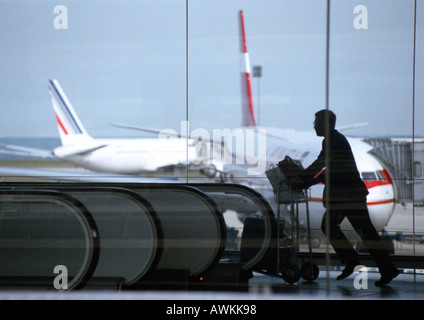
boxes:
[376,170,387,181]
[361,171,377,181]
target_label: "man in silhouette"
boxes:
[295,109,399,286]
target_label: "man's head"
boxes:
[313,109,336,137]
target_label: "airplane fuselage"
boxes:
[221,127,395,234]
[53,138,197,174]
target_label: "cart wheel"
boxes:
[300,262,319,282]
[280,264,301,284]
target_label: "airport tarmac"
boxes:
[386,203,424,233]
[378,202,424,256]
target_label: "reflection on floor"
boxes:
[249,269,424,299]
[0,269,423,300]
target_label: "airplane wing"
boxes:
[337,122,369,132]
[0,144,54,159]
[109,122,224,146]
[109,123,185,139]
[0,141,108,160]
[53,142,108,158]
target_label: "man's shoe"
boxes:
[375,269,400,287]
[336,262,360,280]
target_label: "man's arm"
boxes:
[301,141,327,188]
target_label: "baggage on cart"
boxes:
[258,156,319,284]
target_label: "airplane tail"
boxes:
[48,79,92,145]
[239,10,257,128]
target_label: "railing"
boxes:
[0,189,100,290]
[0,182,277,289]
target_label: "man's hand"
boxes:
[287,176,301,188]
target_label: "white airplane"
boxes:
[1,79,218,177]
[45,78,217,176]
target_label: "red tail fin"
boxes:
[239,10,257,127]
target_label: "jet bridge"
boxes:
[0,182,277,291]
[365,138,424,205]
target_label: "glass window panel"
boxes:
[0,0,423,292]
[362,172,377,181]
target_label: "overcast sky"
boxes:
[0,0,422,138]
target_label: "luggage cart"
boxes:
[265,161,319,284]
